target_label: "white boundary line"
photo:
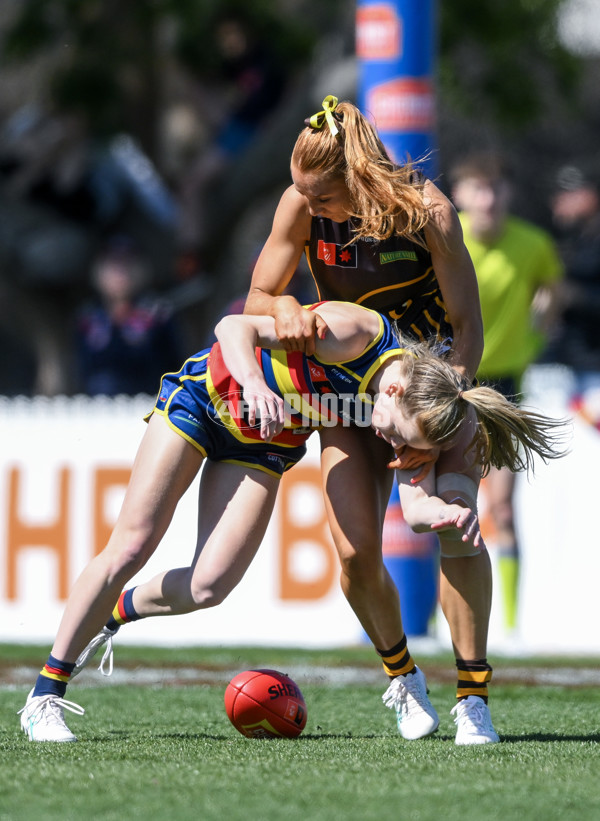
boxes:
[4,664,600,691]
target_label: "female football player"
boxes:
[243,94,496,742]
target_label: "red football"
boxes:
[224,669,307,739]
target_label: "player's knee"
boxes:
[102,537,154,583]
[436,472,479,509]
[189,584,219,608]
[338,545,382,582]
[103,517,161,576]
[189,579,230,609]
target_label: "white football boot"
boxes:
[18,689,85,742]
[382,666,440,739]
[451,695,500,745]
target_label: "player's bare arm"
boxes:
[309,302,380,362]
[215,304,376,440]
[397,474,483,549]
[423,180,484,382]
[387,445,439,482]
[214,314,285,441]
[244,186,327,354]
[217,303,378,377]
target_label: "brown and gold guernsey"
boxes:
[305,216,453,343]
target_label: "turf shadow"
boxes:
[86,730,232,742]
[498,732,600,743]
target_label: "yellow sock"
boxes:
[376,635,416,679]
[498,553,519,630]
[456,659,492,702]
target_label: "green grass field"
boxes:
[1,644,599,821]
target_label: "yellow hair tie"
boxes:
[308,95,340,136]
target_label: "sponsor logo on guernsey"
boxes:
[380,250,418,264]
[266,453,285,471]
[329,368,353,384]
[307,361,336,397]
[317,239,357,268]
[309,362,327,382]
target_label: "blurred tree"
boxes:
[0,0,336,394]
[439,0,581,128]
[0,0,319,164]
[1,0,581,157]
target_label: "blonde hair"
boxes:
[397,345,569,476]
[292,100,431,245]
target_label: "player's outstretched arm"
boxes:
[397,475,483,549]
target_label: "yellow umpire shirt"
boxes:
[459,212,564,381]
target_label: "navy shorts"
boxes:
[147,352,308,478]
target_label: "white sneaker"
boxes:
[451,696,500,745]
[72,626,118,678]
[382,666,440,740]
[18,689,85,742]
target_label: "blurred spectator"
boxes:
[0,105,179,395]
[450,151,564,632]
[544,164,600,430]
[74,236,184,396]
[177,12,289,269]
[0,107,119,276]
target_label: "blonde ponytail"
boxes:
[398,348,569,476]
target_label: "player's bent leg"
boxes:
[132,461,281,614]
[319,425,398,647]
[19,417,204,739]
[73,462,281,682]
[52,415,204,665]
[189,461,281,607]
[319,427,438,739]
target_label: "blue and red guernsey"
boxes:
[206,304,401,447]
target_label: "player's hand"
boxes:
[388,445,439,483]
[430,504,484,549]
[243,384,285,442]
[273,301,328,356]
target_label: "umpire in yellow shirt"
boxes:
[450,152,564,632]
